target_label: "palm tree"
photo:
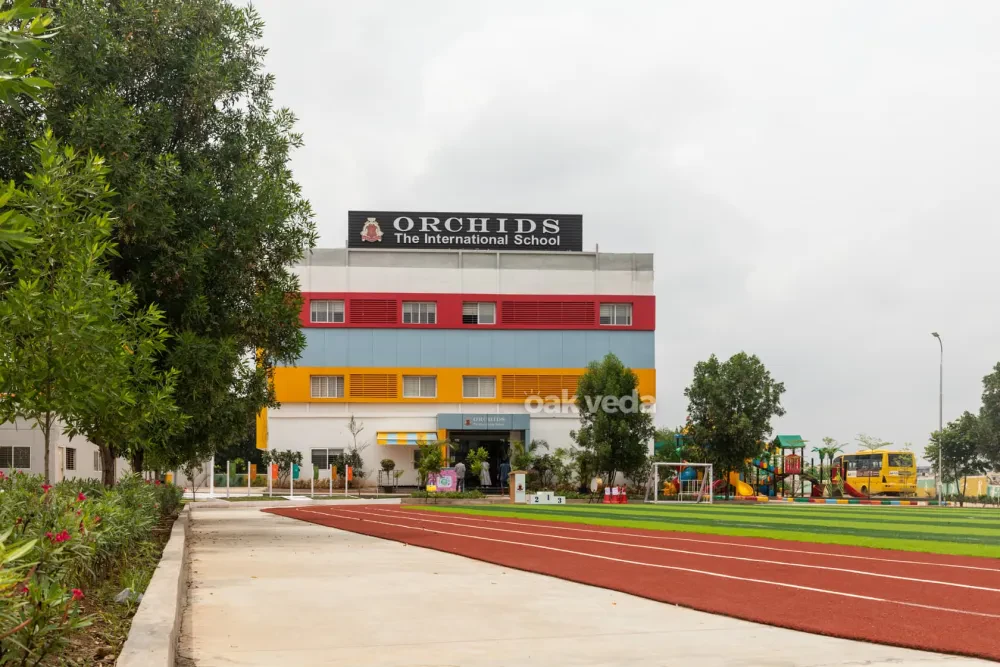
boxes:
[815,438,844,484]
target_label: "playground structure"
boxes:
[714,435,829,500]
[653,432,915,500]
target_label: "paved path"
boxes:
[178,508,993,667]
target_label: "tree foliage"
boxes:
[571,353,655,485]
[925,411,989,505]
[980,363,1000,469]
[0,0,54,107]
[2,0,316,469]
[0,0,55,254]
[0,133,175,483]
[684,352,786,495]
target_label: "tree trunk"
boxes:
[42,411,52,484]
[960,474,967,507]
[131,448,145,475]
[99,442,117,487]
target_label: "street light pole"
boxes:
[931,332,943,499]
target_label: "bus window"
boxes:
[888,453,914,468]
[856,454,881,477]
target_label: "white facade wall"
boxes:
[0,419,128,482]
[267,404,585,488]
[293,249,654,297]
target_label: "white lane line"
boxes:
[337,507,1000,594]
[368,506,1000,573]
[293,508,1000,621]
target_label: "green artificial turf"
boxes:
[413,503,1000,558]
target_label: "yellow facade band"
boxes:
[273,366,656,404]
[255,407,268,450]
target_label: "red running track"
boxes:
[264,504,1000,661]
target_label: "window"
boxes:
[463,376,496,398]
[462,302,495,325]
[311,448,343,470]
[888,453,914,468]
[94,451,102,472]
[310,300,344,323]
[13,447,29,469]
[403,375,437,398]
[599,303,633,326]
[65,447,76,471]
[310,375,344,398]
[0,447,11,468]
[402,301,436,324]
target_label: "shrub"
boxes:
[0,471,177,663]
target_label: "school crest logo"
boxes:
[360,217,384,243]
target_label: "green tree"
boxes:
[3,0,317,469]
[925,411,989,505]
[857,433,892,451]
[467,447,488,478]
[980,363,1000,470]
[812,437,844,484]
[571,353,655,486]
[684,352,786,498]
[508,438,548,471]
[0,133,121,483]
[66,303,185,486]
[0,0,55,253]
[416,442,444,488]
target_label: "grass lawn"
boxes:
[414,503,1000,558]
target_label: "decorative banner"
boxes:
[346,466,353,482]
[784,454,802,475]
[249,464,257,480]
[270,464,278,480]
[427,468,458,493]
[291,463,300,480]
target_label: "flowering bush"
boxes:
[0,472,181,663]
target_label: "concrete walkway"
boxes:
[177,508,993,667]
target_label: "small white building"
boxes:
[0,418,127,482]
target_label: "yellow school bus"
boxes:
[833,449,917,496]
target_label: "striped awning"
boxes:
[377,432,437,446]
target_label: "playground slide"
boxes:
[728,471,755,497]
[842,480,866,498]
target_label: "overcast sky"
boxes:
[253,0,1000,462]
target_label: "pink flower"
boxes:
[41,484,52,493]
[75,510,82,517]
[94,516,101,523]
[0,470,5,480]
[154,480,161,486]
[48,530,70,544]
[77,492,86,502]
[71,588,84,602]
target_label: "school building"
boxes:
[258,211,656,487]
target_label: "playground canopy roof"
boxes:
[773,435,806,449]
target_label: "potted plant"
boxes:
[381,458,396,492]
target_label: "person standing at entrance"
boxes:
[499,460,511,492]
[454,459,466,492]
[480,459,491,487]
